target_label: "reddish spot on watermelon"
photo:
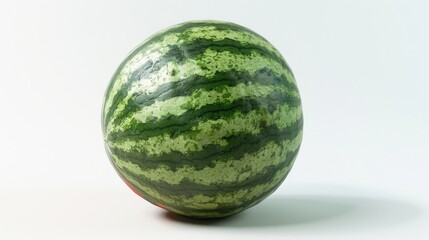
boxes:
[155,202,166,209]
[120,176,145,199]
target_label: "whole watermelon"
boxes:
[102,20,303,218]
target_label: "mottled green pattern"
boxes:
[113,130,302,186]
[108,82,298,135]
[102,20,303,218]
[110,103,301,156]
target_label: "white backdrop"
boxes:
[0,0,428,239]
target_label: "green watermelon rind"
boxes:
[102,20,303,218]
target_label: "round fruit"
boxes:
[102,20,303,218]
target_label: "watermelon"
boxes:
[102,20,303,218]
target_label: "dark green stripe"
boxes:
[109,116,303,171]
[107,67,299,130]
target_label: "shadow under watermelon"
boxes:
[161,194,422,230]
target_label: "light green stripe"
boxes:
[110,103,302,156]
[113,130,302,186]
[110,82,298,134]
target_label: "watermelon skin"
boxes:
[102,20,303,218]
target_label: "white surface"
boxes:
[0,0,428,239]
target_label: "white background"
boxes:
[0,0,428,239]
